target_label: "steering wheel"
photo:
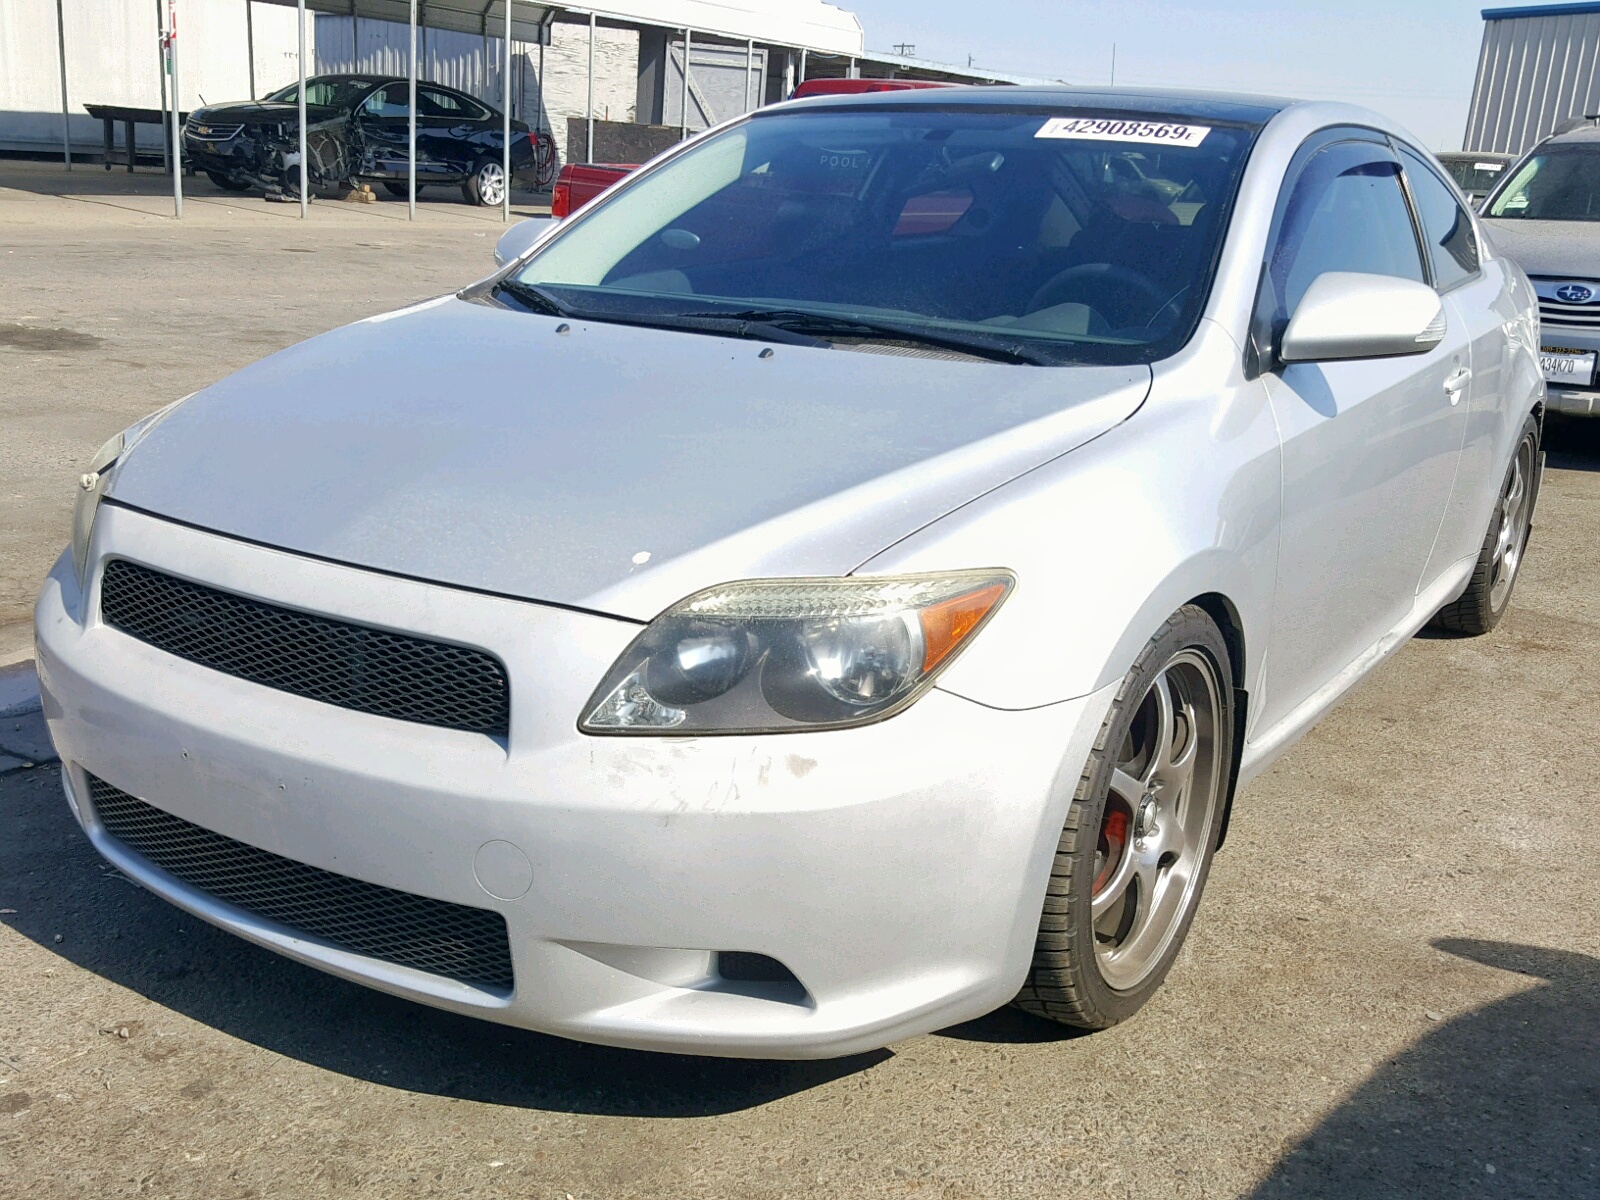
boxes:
[1027,264,1167,328]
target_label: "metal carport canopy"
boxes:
[243,0,862,218]
[250,0,865,52]
[224,1,558,223]
[157,0,863,221]
[254,0,556,42]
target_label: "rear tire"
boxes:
[462,157,506,206]
[1430,413,1540,636]
[205,170,252,192]
[1015,606,1234,1030]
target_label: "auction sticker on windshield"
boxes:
[1036,117,1211,147]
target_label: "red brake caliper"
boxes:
[1094,808,1130,895]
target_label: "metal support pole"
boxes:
[799,47,807,84]
[536,28,544,132]
[408,0,417,220]
[166,0,182,216]
[848,56,858,80]
[156,0,169,170]
[297,0,308,218]
[350,0,359,69]
[745,39,754,112]
[585,12,595,164]
[679,28,691,137]
[54,0,71,168]
[246,0,256,96]
[502,0,511,222]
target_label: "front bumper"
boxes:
[1539,324,1600,416]
[182,133,249,175]
[35,503,1111,1058]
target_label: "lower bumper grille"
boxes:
[88,775,515,993]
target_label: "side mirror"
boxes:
[1279,272,1446,364]
[494,216,561,267]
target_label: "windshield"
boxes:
[265,78,374,110]
[1486,144,1600,220]
[507,108,1257,365]
[1441,157,1507,197]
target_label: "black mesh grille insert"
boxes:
[88,775,515,992]
[100,559,509,736]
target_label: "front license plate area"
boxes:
[1540,349,1597,387]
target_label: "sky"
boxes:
[842,0,1515,151]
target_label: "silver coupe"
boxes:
[37,87,1544,1058]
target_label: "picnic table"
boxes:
[82,103,190,173]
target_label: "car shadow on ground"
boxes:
[932,1003,1092,1045]
[1246,939,1600,1199]
[0,766,886,1117]
[1545,413,1600,472]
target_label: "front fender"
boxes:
[859,323,1281,717]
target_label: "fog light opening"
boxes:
[713,951,811,1007]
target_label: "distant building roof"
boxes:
[1483,3,1600,20]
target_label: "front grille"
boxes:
[100,560,509,736]
[1537,298,1600,330]
[184,120,244,141]
[88,775,515,992]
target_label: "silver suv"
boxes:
[1481,122,1600,416]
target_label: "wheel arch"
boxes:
[1186,590,1250,849]
[1097,583,1251,850]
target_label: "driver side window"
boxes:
[1267,141,1426,327]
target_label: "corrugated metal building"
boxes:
[1465,2,1600,155]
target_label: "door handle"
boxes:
[1443,367,1472,404]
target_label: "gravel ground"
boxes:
[2,165,1597,1200]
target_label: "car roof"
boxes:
[1545,120,1600,146]
[1437,150,1515,161]
[771,84,1293,126]
[306,73,397,86]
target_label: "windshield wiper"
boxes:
[491,282,826,346]
[494,278,573,317]
[679,308,1053,365]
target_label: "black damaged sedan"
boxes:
[183,73,535,205]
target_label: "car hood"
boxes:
[1481,218,1600,278]
[190,101,340,125]
[109,296,1151,620]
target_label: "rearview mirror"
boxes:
[1279,272,1446,364]
[494,216,561,267]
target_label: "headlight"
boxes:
[71,400,186,588]
[581,571,1014,735]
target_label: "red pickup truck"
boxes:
[551,79,954,217]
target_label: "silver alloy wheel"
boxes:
[1092,648,1225,991]
[477,160,506,206]
[1489,435,1536,610]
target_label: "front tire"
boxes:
[462,157,506,206]
[1430,413,1540,636]
[1016,606,1234,1030]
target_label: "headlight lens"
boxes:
[581,571,1014,735]
[70,400,186,589]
